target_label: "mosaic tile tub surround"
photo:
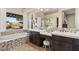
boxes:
[0,29,29,51]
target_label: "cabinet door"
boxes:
[52,35,60,51]
[54,41,62,51]
[29,31,39,44]
[30,31,44,47]
[73,39,79,51]
[53,35,73,43]
[29,32,34,43]
[33,32,41,46]
[52,35,73,51]
[60,42,72,51]
[60,37,73,51]
[54,41,72,51]
[35,35,44,47]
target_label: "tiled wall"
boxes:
[0,29,29,51]
[0,29,29,36]
[0,36,29,51]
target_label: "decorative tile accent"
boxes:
[0,36,29,51]
[0,29,29,51]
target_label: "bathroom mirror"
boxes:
[63,8,75,28]
[44,16,57,29]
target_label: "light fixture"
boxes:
[34,8,44,13]
[40,8,44,11]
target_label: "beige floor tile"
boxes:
[13,43,45,51]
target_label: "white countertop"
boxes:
[29,29,79,39]
[51,32,79,39]
[29,29,40,32]
[0,30,6,32]
[40,31,52,36]
[29,29,52,36]
[0,33,29,42]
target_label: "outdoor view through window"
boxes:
[6,12,23,29]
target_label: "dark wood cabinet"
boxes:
[29,31,52,47]
[73,39,79,51]
[29,31,79,51]
[52,35,73,51]
[29,31,44,47]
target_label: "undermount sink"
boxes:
[40,31,52,36]
[52,32,75,36]
[75,31,79,34]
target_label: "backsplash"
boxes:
[45,27,77,33]
[0,29,29,36]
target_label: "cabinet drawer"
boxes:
[73,45,79,51]
[73,39,79,51]
[52,35,73,43]
[74,39,79,45]
[54,42,72,51]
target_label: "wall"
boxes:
[66,14,75,28]
[0,8,74,30]
[6,8,23,15]
[27,11,45,29]
[0,8,29,30]
[22,9,45,29]
[23,13,29,29]
[75,8,79,30]
[0,8,6,30]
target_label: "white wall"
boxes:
[27,11,44,29]
[66,14,75,28]
[6,8,23,15]
[0,8,6,30]
[23,13,29,29]
[75,8,79,30]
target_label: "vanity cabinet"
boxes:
[29,31,44,47]
[52,35,73,51]
[73,39,79,51]
[29,30,79,51]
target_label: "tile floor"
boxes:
[14,42,45,51]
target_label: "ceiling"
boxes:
[63,8,75,15]
[22,8,58,14]
[23,8,74,15]
[6,8,74,15]
[36,8,58,14]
